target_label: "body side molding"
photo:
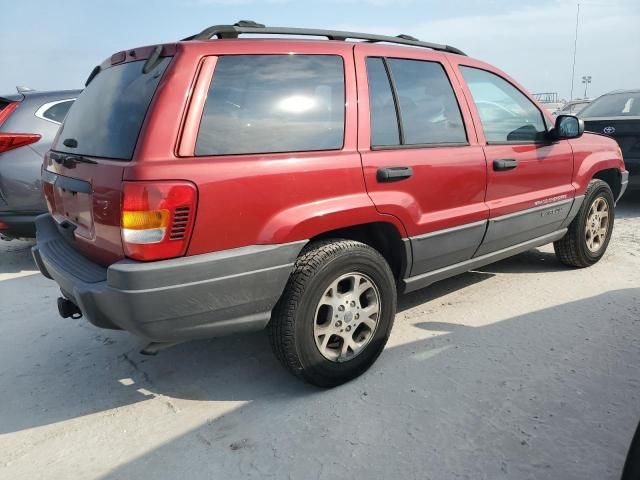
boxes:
[402,229,568,293]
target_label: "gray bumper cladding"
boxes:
[32,214,306,342]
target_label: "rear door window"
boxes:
[365,57,401,146]
[195,55,345,156]
[387,58,467,145]
[53,58,170,160]
[365,57,467,147]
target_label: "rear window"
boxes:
[54,58,170,160]
[580,92,640,118]
[195,54,345,156]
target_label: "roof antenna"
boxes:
[16,86,35,94]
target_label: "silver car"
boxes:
[0,88,80,239]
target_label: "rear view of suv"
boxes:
[0,88,79,239]
[32,22,627,387]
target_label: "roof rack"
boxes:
[182,20,466,56]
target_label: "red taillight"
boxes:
[0,133,41,153]
[0,102,19,127]
[121,181,198,261]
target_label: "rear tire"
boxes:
[269,239,397,387]
[554,179,615,267]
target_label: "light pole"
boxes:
[570,3,580,100]
[582,75,592,98]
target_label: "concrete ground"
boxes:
[1,195,639,480]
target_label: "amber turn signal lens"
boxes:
[121,209,169,230]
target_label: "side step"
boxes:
[401,229,567,293]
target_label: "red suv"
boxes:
[32,22,628,387]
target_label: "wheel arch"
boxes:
[593,168,622,200]
[307,222,411,281]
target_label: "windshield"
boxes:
[53,58,170,160]
[580,92,640,118]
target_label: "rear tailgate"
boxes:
[584,118,640,165]
[42,154,125,265]
[42,47,174,266]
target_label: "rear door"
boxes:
[355,45,488,277]
[452,62,575,256]
[42,52,173,265]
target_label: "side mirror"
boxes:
[551,114,584,140]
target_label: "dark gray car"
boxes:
[0,88,80,239]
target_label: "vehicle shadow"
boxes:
[2,282,639,480]
[94,288,638,479]
[617,189,640,219]
[0,246,627,437]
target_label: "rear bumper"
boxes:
[32,214,305,342]
[0,211,42,238]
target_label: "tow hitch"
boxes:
[57,297,82,319]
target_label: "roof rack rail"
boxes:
[182,20,466,56]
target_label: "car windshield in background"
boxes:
[53,58,170,160]
[580,92,640,118]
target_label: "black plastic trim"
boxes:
[403,229,567,293]
[409,220,488,276]
[32,214,307,342]
[371,142,469,151]
[475,198,573,257]
[184,22,466,55]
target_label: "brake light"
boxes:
[0,133,41,153]
[0,102,19,127]
[121,181,197,261]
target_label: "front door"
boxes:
[354,45,488,277]
[453,63,576,256]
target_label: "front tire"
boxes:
[269,239,397,387]
[554,179,615,267]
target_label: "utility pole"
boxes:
[570,3,580,100]
[582,75,592,98]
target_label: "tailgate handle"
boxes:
[493,158,518,171]
[377,166,413,182]
[41,170,92,194]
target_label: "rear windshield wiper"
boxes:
[50,151,97,167]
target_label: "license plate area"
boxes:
[43,169,94,239]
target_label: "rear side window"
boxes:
[365,57,467,147]
[54,58,170,159]
[195,55,345,156]
[460,66,547,143]
[39,99,74,124]
[366,58,400,146]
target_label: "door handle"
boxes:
[377,166,413,182]
[493,158,518,171]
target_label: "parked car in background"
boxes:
[581,89,639,185]
[32,22,627,387]
[553,98,591,117]
[0,88,80,239]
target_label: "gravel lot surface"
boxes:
[1,194,639,480]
